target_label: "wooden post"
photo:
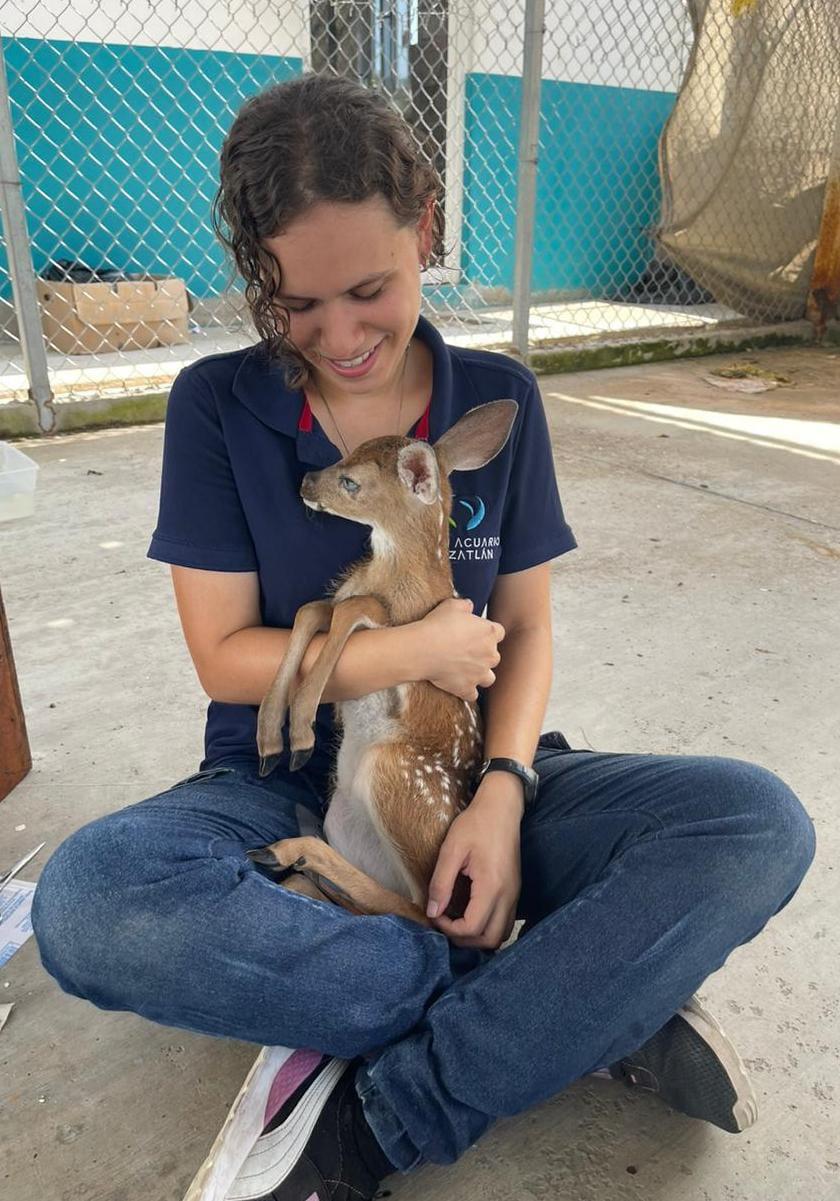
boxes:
[806,104,840,341]
[0,583,31,801]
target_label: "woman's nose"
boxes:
[316,304,366,360]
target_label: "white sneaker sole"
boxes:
[182,1046,349,1201]
[679,994,759,1132]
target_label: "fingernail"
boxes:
[426,900,439,917]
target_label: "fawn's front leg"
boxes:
[286,595,390,772]
[248,835,431,927]
[257,599,333,776]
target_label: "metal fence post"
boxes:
[511,0,545,361]
[0,37,55,434]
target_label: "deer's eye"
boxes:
[339,476,360,494]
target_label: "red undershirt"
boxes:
[298,394,432,441]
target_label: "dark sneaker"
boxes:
[608,994,758,1133]
[184,1048,396,1201]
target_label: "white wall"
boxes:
[460,0,693,92]
[0,0,308,58]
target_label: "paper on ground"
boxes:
[0,878,36,966]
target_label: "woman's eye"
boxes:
[339,476,360,493]
[283,287,383,315]
[353,286,384,302]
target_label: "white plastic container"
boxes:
[0,441,39,522]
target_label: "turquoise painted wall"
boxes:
[462,72,676,294]
[0,39,300,302]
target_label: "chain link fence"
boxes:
[0,0,836,431]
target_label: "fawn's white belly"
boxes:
[323,688,417,902]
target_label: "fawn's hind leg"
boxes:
[248,835,431,927]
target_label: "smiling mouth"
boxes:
[320,339,383,368]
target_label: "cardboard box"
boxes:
[36,274,190,354]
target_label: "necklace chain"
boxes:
[311,343,411,457]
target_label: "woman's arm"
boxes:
[170,565,430,705]
[171,567,508,709]
[475,560,554,815]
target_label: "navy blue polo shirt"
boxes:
[148,314,576,795]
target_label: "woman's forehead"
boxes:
[264,199,412,295]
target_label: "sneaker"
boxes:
[608,994,758,1133]
[183,1048,396,1201]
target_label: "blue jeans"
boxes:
[31,740,815,1170]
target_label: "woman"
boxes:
[32,73,815,1201]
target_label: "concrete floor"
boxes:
[0,345,837,1200]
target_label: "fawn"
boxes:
[249,399,518,927]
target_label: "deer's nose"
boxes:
[300,473,316,500]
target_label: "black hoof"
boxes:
[289,746,314,772]
[246,847,278,866]
[259,754,281,778]
[247,849,307,884]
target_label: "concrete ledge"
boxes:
[0,389,168,439]
[527,320,819,375]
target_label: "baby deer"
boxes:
[249,399,518,927]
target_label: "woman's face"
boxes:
[263,195,433,396]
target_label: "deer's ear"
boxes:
[434,399,518,474]
[397,442,440,504]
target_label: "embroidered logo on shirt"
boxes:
[451,495,486,530]
[449,495,499,561]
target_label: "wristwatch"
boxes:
[473,757,539,808]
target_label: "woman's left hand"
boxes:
[426,776,523,950]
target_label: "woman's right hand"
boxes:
[419,597,505,700]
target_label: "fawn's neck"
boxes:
[351,524,455,624]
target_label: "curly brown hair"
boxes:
[212,72,445,388]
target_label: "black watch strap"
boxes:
[475,757,539,807]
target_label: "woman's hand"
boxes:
[426,776,523,950]
[419,597,506,701]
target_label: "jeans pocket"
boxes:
[536,730,596,754]
[168,766,237,791]
[538,730,573,752]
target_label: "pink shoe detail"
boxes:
[263,1048,325,1127]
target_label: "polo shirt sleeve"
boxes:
[497,376,577,574]
[147,365,258,572]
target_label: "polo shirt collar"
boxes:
[231,314,454,467]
